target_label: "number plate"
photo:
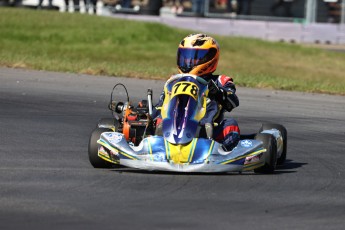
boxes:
[171,81,199,100]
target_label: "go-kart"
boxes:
[88,74,287,173]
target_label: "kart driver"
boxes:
[153,33,240,151]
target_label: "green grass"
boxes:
[1,8,345,95]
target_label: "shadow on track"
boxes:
[274,159,308,174]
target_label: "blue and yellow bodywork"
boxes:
[97,132,266,173]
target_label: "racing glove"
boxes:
[208,80,234,112]
[207,80,221,100]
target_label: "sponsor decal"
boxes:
[241,140,253,148]
[98,146,109,158]
[244,154,262,164]
[105,132,123,145]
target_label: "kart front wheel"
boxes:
[260,123,287,165]
[254,133,277,174]
[88,127,113,168]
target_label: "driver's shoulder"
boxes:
[214,74,234,86]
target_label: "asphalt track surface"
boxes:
[0,67,344,230]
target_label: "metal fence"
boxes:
[164,0,345,24]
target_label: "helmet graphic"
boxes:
[177,33,220,76]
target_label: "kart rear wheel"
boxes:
[88,127,113,168]
[260,123,287,165]
[254,133,277,174]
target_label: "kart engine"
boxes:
[108,87,154,146]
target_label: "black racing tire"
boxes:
[260,123,287,165]
[88,127,113,168]
[254,133,277,174]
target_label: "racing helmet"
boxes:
[177,33,220,76]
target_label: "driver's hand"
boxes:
[208,80,220,100]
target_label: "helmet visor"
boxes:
[177,48,217,73]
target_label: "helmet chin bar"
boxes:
[180,66,193,73]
